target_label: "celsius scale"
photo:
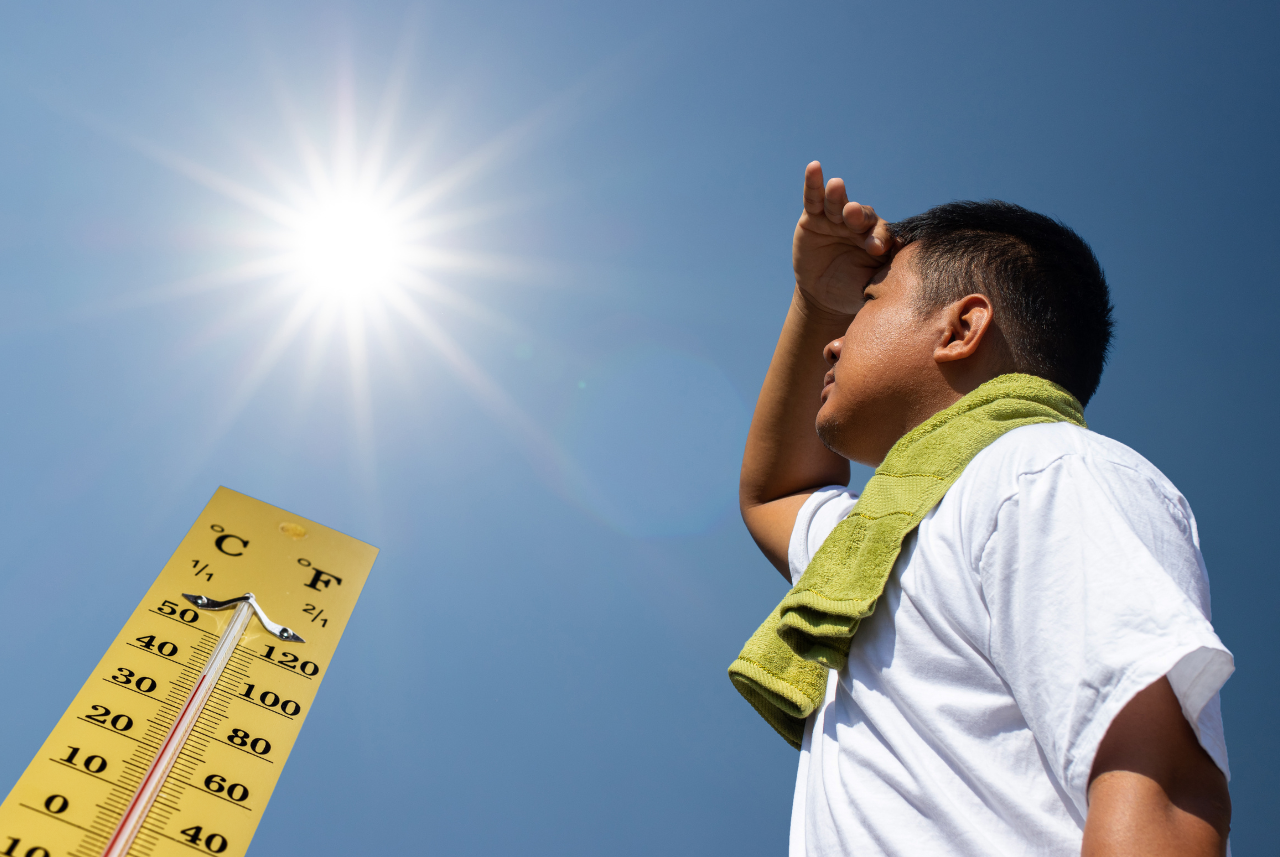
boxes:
[0,487,378,857]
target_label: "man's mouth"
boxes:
[820,369,836,402]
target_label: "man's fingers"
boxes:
[871,220,896,255]
[803,161,825,214]
[842,201,877,232]
[843,201,894,255]
[824,178,849,223]
[798,162,892,255]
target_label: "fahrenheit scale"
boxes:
[0,487,378,857]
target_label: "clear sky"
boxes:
[0,1,1275,854]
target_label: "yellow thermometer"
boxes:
[0,487,378,857]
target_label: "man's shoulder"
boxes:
[979,421,1171,482]
[962,424,1198,537]
[954,422,1192,521]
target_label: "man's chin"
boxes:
[818,409,885,466]
[816,414,850,459]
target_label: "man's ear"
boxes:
[934,294,996,364]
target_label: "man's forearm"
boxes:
[739,287,851,573]
[742,163,892,575]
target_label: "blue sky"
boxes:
[0,1,1276,854]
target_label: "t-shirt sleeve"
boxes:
[979,453,1233,817]
[788,486,860,586]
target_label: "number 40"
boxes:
[179,827,228,854]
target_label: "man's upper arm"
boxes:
[1083,676,1230,856]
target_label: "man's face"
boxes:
[816,244,942,466]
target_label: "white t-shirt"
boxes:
[787,423,1232,857]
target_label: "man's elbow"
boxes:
[738,494,805,581]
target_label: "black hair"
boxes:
[891,201,1114,406]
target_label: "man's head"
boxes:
[815,200,1113,466]
[895,200,1114,404]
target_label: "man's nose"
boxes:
[823,338,842,366]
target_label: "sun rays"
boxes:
[83,39,591,503]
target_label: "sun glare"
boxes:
[285,189,410,304]
[108,42,585,498]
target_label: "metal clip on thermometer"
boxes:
[100,595,300,857]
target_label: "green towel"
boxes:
[729,373,1086,748]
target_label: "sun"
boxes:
[283,186,411,306]
[99,44,590,498]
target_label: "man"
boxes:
[734,162,1232,856]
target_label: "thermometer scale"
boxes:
[0,487,378,857]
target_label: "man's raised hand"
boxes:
[793,161,895,316]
